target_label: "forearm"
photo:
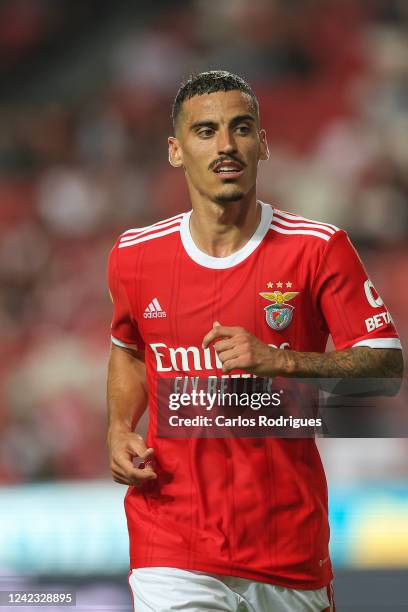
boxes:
[278,347,404,396]
[204,325,403,396]
[107,344,148,434]
[281,347,402,378]
[106,344,156,486]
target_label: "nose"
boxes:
[217,128,237,155]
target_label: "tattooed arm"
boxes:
[279,347,404,396]
[203,324,404,396]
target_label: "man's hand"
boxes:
[107,428,157,487]
[202,321,282,376]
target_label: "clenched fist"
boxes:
[202,321,286,377]
[107,428,157,487]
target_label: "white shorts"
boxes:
[129,567,334,612]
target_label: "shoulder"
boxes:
[108,212,185,280]
[115,212,185,251]
[268,206,343,246]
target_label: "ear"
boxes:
[168,136,183,168]
[259,129,269,161]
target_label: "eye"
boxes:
[197,128,214,138]
[235,124,251,135]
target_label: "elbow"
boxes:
[383,377,403,397]
[383,350,404,396]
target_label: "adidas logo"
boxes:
[144,297,167,319]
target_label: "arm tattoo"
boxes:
[293,348,403,378]
[282,348,404,396]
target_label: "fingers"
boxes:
[202,322,265,374]
[112,471,157,487]
[222,358,242,374]
[202,322,249,374]
[109,431,157,487]
[111,454,157,487]
[216,348,239,366]
[214,346,243,373]
[202,322,243,349]
[126,432,154,460]
[112,476,129,485]
[213,338,234,353]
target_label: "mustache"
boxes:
[209,156,246,171]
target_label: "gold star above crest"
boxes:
[267,281,274,288]
[286,281,292,288]
[276,281,283,288]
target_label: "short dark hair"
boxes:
[172,70,259,131]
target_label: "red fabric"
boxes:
[108,204,398,589]
[311,229,399,349]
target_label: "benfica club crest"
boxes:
[259,290,299,331]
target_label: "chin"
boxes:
[213,188,245,204]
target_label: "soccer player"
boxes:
[107,71,403,611]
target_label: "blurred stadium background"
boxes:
[0,1,407,610]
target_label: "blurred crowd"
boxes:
[0,0,407,483]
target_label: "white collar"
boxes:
[179,201,273,270]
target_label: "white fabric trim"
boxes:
[111,336,139,350]
[269,224,331,242]
[120,218,183,242]
[118,225,180,248]
[179,201,273,269]
[274,209,339,232]
[352,338,402,349]
[121,213,184,235]
[272,213,336,235]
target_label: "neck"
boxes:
[189,191,261,258]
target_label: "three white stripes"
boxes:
[146,297,163,313]
[120,215,184,242]
[118,209,338,249]
[270,210,337,242]
[121,213,185,236]
[119,224,181,248]
[274,209,339,232]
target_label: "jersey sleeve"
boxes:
[312,230,401,351]
[108,243,144,351]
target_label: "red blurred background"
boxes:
[0,2,407,609]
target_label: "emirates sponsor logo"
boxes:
[144,297,167,318]
[149,342,290,372]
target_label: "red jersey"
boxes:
[108,202,400,589]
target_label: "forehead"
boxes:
[180,90,256,126]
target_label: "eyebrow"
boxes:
[190,114,256,131]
